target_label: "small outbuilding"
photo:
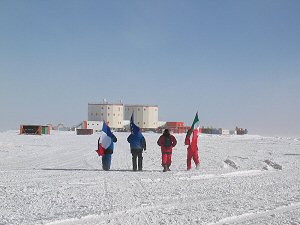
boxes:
[42,126,51,135]
[76,128,93,135]
[163,121,189,134]
[20,125,42,135]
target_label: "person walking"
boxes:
[96,121,117,171]
[185,128,200,170]
[127,114,146,171]
[185,113,201,170]
[157,129,177,172]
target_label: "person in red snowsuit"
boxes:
[185,128,200,170]
[157,129,177,172]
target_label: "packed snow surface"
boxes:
[1,130,300,225]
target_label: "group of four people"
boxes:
[98,126,200,172]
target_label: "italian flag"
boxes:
[191,112,200,131]
[190,112,200,143]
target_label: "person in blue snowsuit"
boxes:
[127,126,146,171]
[98,134,117,171]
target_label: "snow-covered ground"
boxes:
[1,130,300,225]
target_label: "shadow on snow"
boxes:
[39,168,161,172]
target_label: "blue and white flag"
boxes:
[130,113,140,134]
[96,121,113,156]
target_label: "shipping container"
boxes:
[178,127,189,133]
[42,126,50,135]
[76,129,93,135]
[222,129,230,135]
[20,125,42,135]
[166,122,184,127]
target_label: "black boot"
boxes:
[163,165,168,172]
[138,157,143,171]
[167,165,171,171]
[132,157,137,171]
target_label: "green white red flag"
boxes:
[191,112,200,131]
[189,112,200,143]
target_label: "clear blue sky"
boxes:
[1,0,299,137]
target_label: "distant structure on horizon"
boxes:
[124,105,159,129]
[83,100,248,134]
[200,126,248,135]
[87,101,159,130]
[88,102,124,128]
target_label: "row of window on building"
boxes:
[87,103,159,129]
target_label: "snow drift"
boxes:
[1,131,300,224]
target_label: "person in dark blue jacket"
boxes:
[127,119,146,171]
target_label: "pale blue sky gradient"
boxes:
[1,0,299,136]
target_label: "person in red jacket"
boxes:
[157,129,177,172]
[185,128,200,170]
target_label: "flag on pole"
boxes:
[130,113,140,134]
[191,112,200,131]
[96,121,113,156]
[190,112,200,143]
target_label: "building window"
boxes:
[144,122,146,125]
[101,113,103,116]
[96,113,98,116]
[144,108,146,111]
[108,113,110,116]
[113,114,115,116]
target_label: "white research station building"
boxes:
[85,102,159,131]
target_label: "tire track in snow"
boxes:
[207,202,300,225]
[137,170,274,185]
[224,159,239,169]
[47,169,276,225]
[174,170,272,182]
[45,194,236,225]
[263,159,282,170]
